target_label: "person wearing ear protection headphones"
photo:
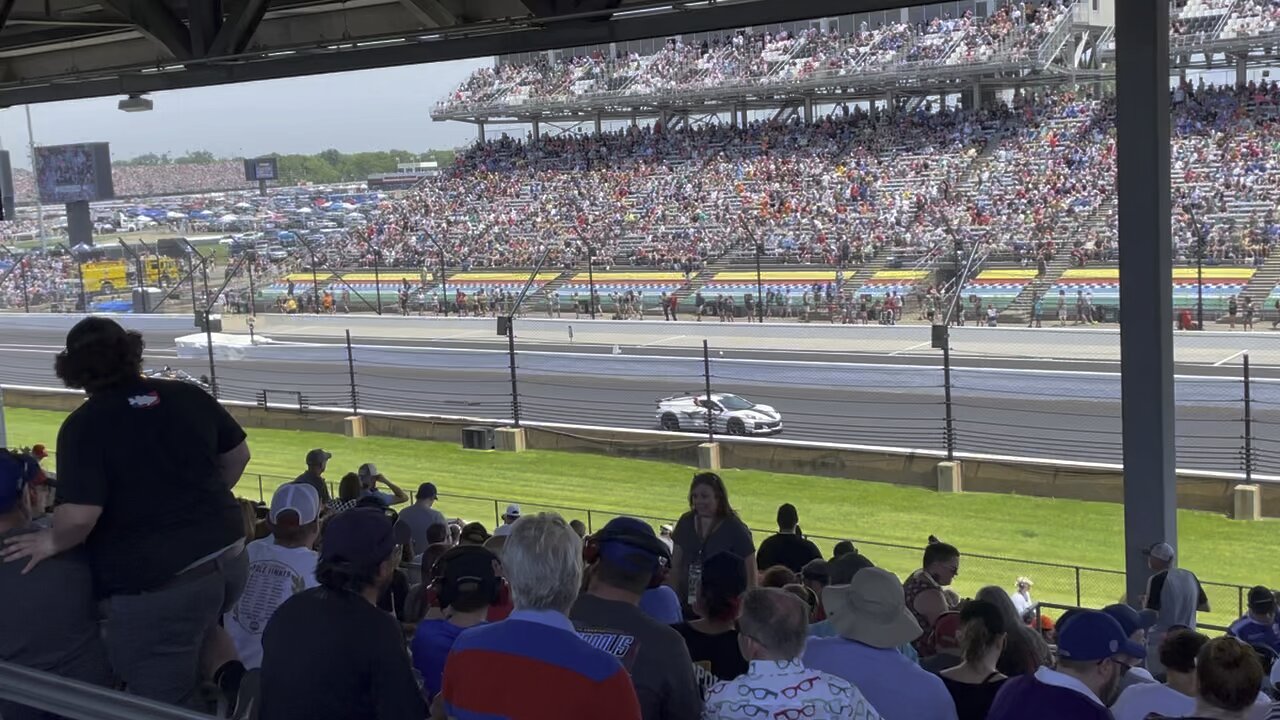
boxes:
[410,545,501,703]
[571,517,703,720]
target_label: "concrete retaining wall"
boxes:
[5,386,1274,517]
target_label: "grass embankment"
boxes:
[8,407,1273,626]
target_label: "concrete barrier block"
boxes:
[344,415,366,438]
[494,427,527,453]
[698,442,721,470]
[936,461,963,493]
[1233,484,1262,521]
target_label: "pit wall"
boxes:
[5,386,1273,518]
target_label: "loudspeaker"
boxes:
[462,426,494,450]
[931,323,949,350]
[496,316,511,336]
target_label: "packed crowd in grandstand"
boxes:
[8,160,255,201]
[433,2,1072,114]
[3,319,1280,720]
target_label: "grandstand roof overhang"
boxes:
[0,0,923,108]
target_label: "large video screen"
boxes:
[244,157,278,181]
[35,143,114,203]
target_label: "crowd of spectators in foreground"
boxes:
[4,319,1280,720]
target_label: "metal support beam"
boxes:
[207,0,268,57]
[398,0,455,27]
[0,0,17,33]
[1116,0,1174,607]
[188,0,222,56]
[98,0,192,59]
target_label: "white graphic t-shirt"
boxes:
[225,537,319,668]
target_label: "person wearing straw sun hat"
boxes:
[1012,577,1035,621]
[803,567,958,720]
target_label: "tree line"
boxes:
[115,148,457,184]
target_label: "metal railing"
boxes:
[0,661,210,720]
[241,472,1254,630]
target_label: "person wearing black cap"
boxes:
[258,507,423,720]
[410,545,500,702]
[296,448,333,505]
[1229,586,1280,654]
[398,481,446,557]
[0,449,112,720]
[572,517,702,720]
[2,317,252,710]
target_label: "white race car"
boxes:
[655,393,782,436]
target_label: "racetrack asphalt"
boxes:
[1,324,1276,477]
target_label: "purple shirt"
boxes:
[987,670,1113,720]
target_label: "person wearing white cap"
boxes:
[225,483,321,669]
[1011,577,1034,621]
[1141,541,1209,677]
[802,567,958,720]
[493,504,521,537]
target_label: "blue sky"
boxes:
[0,57,491,164]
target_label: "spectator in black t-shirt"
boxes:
[0,449,112,720]
[259,507,424,720]
[673,551,750,699]
[755,503,821,574]
[2,317,252,710]
[295,448,333,505]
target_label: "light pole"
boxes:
[587,246,597,320]
[24,106,46,250]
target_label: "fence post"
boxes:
[1074,566,1082,607]
[258,474,264,504]
[204,310,219,399]
[1243,351,1253,483]
[1239,585,1245,619]
[587,509,594,534]
[703,340,715,443]
[942,334,955,461]
[493,500,500,529]
[345,329,359,415]
[506,317,521,426]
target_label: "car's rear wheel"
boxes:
[727,419,747,436]
[660,413,681,432]
[100,281,115,294]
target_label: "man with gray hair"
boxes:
[705,588,882,720]
[440,512,641,720]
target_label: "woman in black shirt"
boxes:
[939,600,1009,720]
[669,473,756,617]
[672,551,749,698]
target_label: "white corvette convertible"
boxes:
[655,393,783,436]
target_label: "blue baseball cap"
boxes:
[595,517,670,572]
[321,507,410,570]
[1102,604,1158,638]
[0,451,37,514]
[1057,609,1147,661]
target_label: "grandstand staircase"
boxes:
[1237,253,1280,311]
[841,254,894,299]
[998,252,1074,323]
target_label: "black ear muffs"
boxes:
[431,545,501,609]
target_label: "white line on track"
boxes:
[641,335,687,347]
[891,341,931,355]
[1214,349,1248,367]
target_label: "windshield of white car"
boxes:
[717,395,754,411]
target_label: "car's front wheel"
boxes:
[660,413,681,432]
[727,418,747,436]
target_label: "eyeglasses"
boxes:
[780,677,817,699]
